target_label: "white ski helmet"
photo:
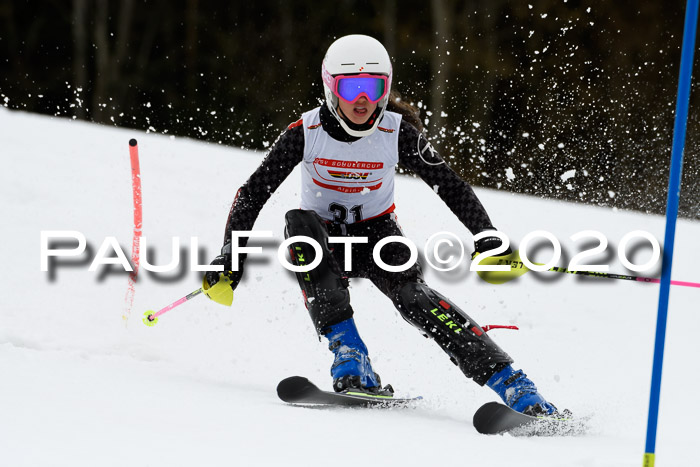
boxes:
[322,34,393,137]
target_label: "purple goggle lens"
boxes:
[335,74,388,104]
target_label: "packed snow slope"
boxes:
[1,107,699,467]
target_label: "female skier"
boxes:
[204,34,558,416]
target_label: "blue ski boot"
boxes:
[323,318,386,394]
[486,365,558,416]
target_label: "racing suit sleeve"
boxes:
[396,119,496,234]
[222,122,305,247]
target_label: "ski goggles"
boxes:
[325,72,389,104]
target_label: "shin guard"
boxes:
[284,209,353,332]
[394,282,512,385]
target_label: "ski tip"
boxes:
[129,138,138,147]
[473,402,506,434]
[277,376,317,403]
[473,401,588,436]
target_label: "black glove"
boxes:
[204,242,244,291]
[472,231,513,259]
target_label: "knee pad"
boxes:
[284,209,329,246]
[284,210,352,331]
[394,282,512,385]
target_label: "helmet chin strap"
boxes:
[337,105,382,133]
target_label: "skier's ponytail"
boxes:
[386,90,423,132]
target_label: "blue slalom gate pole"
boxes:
[643,1,699,466]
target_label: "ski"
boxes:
[473,402,587,436]
[277,376,422,408]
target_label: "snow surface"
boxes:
[1,107,699,467]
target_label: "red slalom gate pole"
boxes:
[124,138,143,324]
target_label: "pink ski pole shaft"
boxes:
[635,277,700,288]
[143,288,203,326]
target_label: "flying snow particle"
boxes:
[505,167,516,181]
[538,143,545,150]
[608,191,616,198]
[560,169,576,181]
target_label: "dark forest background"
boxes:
[1,0,699,219]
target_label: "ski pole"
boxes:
[143,288,203,326]
[476,252,700,289]
[546,266,700,289]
